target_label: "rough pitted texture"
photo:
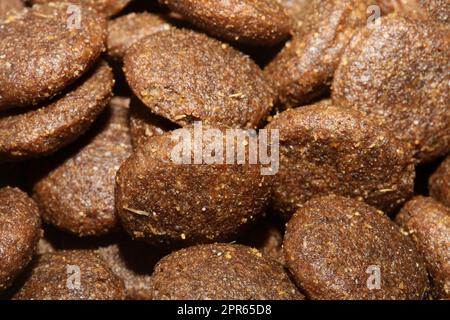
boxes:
[124,29,274,129]
[0,187,42,291]
[396,197,450,299]
[13,251,126,300]
[149,244,303,300]
[115,127,271,246]
[0,62,114,162]
[0,3,107,110]
[160,0,291,46]
[284,195,430,300]
[429,156,450,208]
[419,0,450,24]
[129,96,178,149]
[107,12,171,60]
[0,0,24,18]
[265,0,378,108]
[32,97,132,236]
[266,102,415,219]
[30,0,131,17]
[332,16,450,163]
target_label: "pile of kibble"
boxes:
[0,0,448,300]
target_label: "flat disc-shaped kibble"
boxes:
[13,251,126,300]
[332,16,450,163]
[0,187,42,291]
[115,127,271,245]
[284,195,429,300]
[30,0,131,17]
[396,197,450,299]
[0,0,24,18]
[107,12,172,60]
[0,3,107,110]
[160,0,291,46]
[266,102,415,219]
[0,62,114,162]
[124,29,274,129]
[429,156,450,207]
[149,244,303,300]
[265,0,377,108]
[32,97,132,236]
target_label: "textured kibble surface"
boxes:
[284,195,429,300]
[30,0,131,18]
[160,0,291,46]
[115,127,271,246]
[0,187,42,292]
[124,28,274,129]
[429,156,450,208]
[396,196,450,299]
[332,15,450,163]
[0,0,24,18]
[419,0,450,24]
[13,250,126,300]
[32,96,132,236]
[276,0,311,22]
[265,0,377,108]
[0,3,107,109]
[266,102,415,219]
[0,62,113,162]
[149,244,303,300]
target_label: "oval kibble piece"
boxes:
[30,0,131,18]
[32,97,132,236]
[13,250,126,300]
[0,3,107,110]
[115,127,271,246]
[149,244,303,300]
[160,0,291,46]
[0,187,42,292]
[284,195,430,300]
[124,28,274,129]
[396,196,450,299]
[332,15,450,163]
[0,61,114,162]
[0,0,24,18]
[266,101,415,219]
[429,156,450,208]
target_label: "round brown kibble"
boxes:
[160,0,291,46]
[30,0,131,17]
[0,187,42,292]
[429,156,450,208]
[13,250,126,300]
[107,12,171,60]
[265,0,376,108]
[149,243,303,300]
[0,3,107,110]
[284,195,429,300]
[0,62,114,163]
[124,28,274,129]
[115,127,271,246]
[396,196,450,299]
[32,97,132,236]
[266,101,415,219]
[0,0,24,18]
[332,15,450,163]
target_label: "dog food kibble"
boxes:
[332,15,450,163]
[30,0,131,18]
[0,0,24,18]
[32,97,132,236]
[429,156,450,208]
[396,196,450,299]
[284,195,429,300]
[149,243,303,300]
[266,101,415,219]
[0,187,42,292]
[265,0,377,108]
[0,3,107,109]
[124,28,274,129]
[160,0,291,46]
[0,62,114,162]
[107,12,172,60]
[13,250,126,300]
[115,127,271,246]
